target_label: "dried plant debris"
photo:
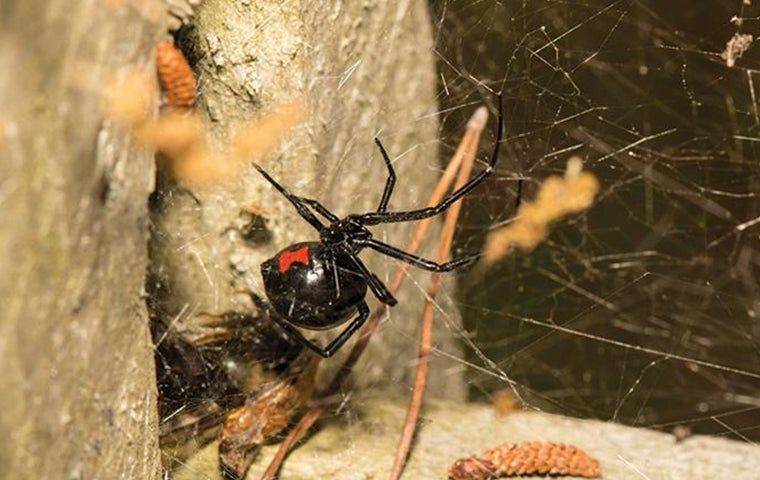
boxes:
[483,157,598,264]
[449,442,601,480]
[154,293,309,478]
[449,457,498,480]
[224,206,273,246]
[240,203,273,218]
[231,101,306,161]
[104,70,304,186]
[491,390,521,419]
[721,33,753,67]
[164,0,202,31]
[218,352,317,479]
[154,307,300,447]
[104,70,157,126]
[156,41,196,111]
[671,425,693,443]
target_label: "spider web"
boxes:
[428,0,760,442]
[153,1,760,477]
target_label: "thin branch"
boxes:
[389,107,484,480]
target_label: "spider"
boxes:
[255,94,503,358]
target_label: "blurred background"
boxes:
[427,0,760,442]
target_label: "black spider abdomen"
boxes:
[261,242,368,330]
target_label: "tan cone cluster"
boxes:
[482,157,599,264]
[104,69,304,187]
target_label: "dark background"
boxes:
[429,0,760,441]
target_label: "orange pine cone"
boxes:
[155,41,196,111]
[483,442,601,478]
[449,441,600,479]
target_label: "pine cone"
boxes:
[483,441,601,478]
[155,41,196,111]
[449,441,600,479]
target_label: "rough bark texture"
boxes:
[151,0,466,398]
[0,2,164,479]
[173,397,760,480]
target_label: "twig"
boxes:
[388,107,485,480]
[260,106,490,480]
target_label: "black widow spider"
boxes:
[254,94,503,358]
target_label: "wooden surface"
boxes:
[0,1,165,479]
[174,396,760,480]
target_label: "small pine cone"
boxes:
[155,41,196,111]
[483,441,601,478]
[448,457,497,480]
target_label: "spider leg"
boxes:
[294,196,339,223]
[355,94,504,226]
[237,291,319,355]
[267,313,325,357]
[374,137,396,213]
[360,238,479,272]
[237,289,269,312]
[268,302,369,358]
[341,246,398,306]
[252,163,325,232]
[321,301,369,357]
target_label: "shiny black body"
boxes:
[255,95,503,358]
[262,242,367,329]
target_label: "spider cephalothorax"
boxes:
[256,95,503,358]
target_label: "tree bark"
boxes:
[152,0,466,398]
[0,2,164,478]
